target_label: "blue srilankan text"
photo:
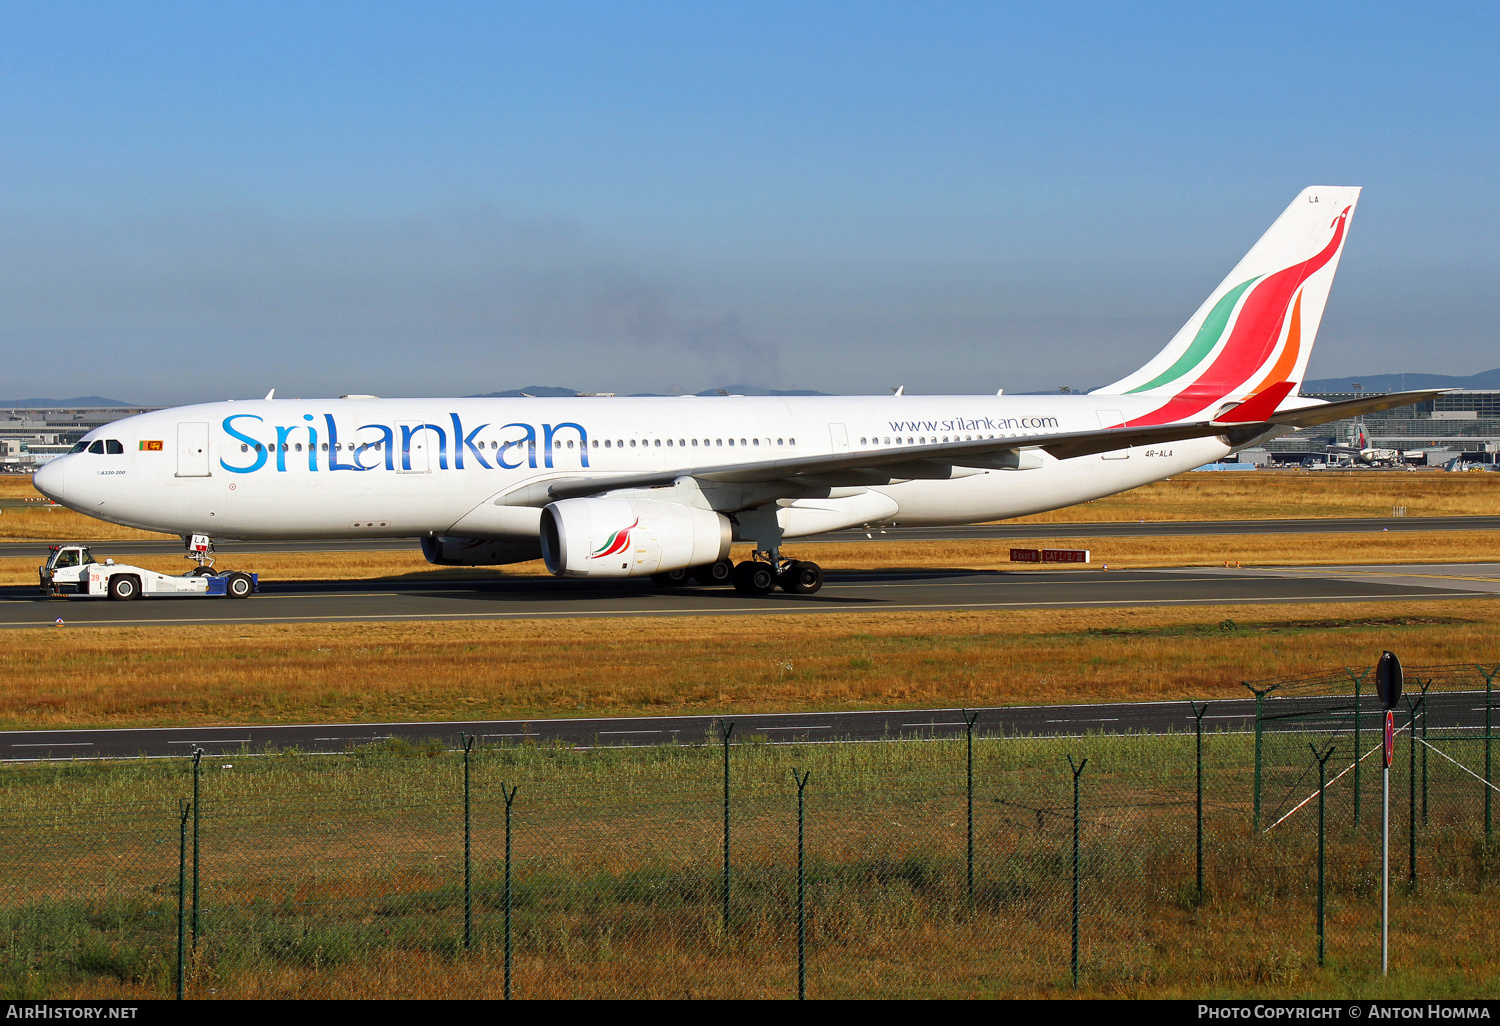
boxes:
[219,414,590,474]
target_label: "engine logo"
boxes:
[590,520,639,560]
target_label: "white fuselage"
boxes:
[33,394,1232,541]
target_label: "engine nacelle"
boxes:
[421,535,543,566]
[540,497,731,578]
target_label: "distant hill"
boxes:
[1303,368,1500,393]
[0,396,137,408]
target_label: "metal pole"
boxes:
[1310,744,1334,966]
[792,769,811,1001]
[191,747,202,947]
[1244,683,1278,832]
[463,734,474,951]
[1383,711,1391,977]
[177,798,190,1001]
[964,709,979,904]
[1192,702,1208,904]
[1068,755,1087,991]
[721,719,734,931]
[503,783,518,999]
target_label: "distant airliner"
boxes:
[34,187,1438,595]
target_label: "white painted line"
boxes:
[752,725,832,731]
[167,739,252,745]
[598,730,664,735]
[902,722,970,727]
[12,742,94,747]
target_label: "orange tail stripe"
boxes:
[1248,290,1304,396]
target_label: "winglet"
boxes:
[1212,380,1296,424]
[264,388,276,401]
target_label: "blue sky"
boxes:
[1,2,1495,402]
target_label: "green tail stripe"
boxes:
[1127,276,1259,394]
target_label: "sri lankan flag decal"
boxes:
[139,440,163,451]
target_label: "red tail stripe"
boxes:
[1127,207,1350,427]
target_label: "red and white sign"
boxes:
[1010,548,1091,564]
[1384,711,1395,768]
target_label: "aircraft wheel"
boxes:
[779,560,824,595]
[731,560,777,595]
[189,567,215,577]
[107,575,140,601]
[692,558,734,586]
[225,572,254,599]
[650,568,690,588]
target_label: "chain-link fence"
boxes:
[4,669,1498,999]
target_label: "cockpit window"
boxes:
[105,439,123,454]
[87,440,105,454]
[69,442,87,453]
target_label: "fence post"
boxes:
[176,798,191,1001]
[792,768,811,1001]
[1068,754,1088,991]
[462,733,474,952]
[964,709,979,904]
[721,719,734,931]
[1310,743,1334,966]
[1191,702,1208,904]
[502,783,518,999]
[1345,668,1369,827]
[1483,664,1499,843]
[1244,682,1278,832]
[191,747,202,948]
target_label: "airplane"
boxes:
[32,186,1444,596]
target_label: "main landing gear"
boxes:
[732,553,823,596]
[649,554,824,595]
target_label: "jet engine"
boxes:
[541,497,731,578]
[421,535,544,566]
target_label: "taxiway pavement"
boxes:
[2,563,1496,629]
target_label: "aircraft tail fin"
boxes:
[1093,187,1360,426]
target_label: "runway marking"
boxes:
[167,739,252,744]
[752,725,832,731]
[598,730,666,735]
[11,742,94,747]
[903,721,970,727]
[1045,717,1120,723]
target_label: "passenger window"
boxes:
[692,439,698,447]
[716,439,722,446]
[88,440,105,454]
[241,444,249,452]
[604,440,611,448]
[567,440,574,448]
[629,440,636,448]
[295,443,303,452]
[777,438,783,446]
[789,438,795,446]
[753,438,760,446]
[321,443,328,451]
[728,438,735,447]
[666,439,673,447]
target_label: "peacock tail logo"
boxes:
[1127,206,1352,427]
[590,519,639,560]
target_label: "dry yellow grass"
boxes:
[2,599,1494,730]
[3,530,1494,586]
[2,469,1496,543]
